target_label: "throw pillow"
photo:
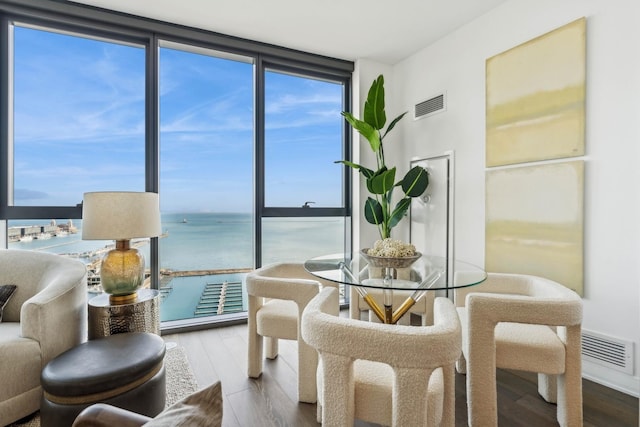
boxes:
[145,380,223,427]
[0,284,17,322]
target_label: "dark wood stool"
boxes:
[40,332,166,427]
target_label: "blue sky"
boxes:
[13,25,344,213]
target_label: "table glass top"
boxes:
[304,252,486,291]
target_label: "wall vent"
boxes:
[414,93,445,120]
[582,329,634,374]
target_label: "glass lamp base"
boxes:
[100,240,144,300]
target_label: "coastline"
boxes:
[159,267,252,288]
[8,213,344,321]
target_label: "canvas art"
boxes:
[485,160,584,295]
[486,18,586,167]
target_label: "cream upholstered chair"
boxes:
[0,249,87,426]
[454,273,583,427]
[302,287,461,426]
[246,262,337,403]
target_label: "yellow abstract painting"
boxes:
[485,161,584,295]
[486,18,586,167]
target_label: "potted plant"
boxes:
[337,74,429,258]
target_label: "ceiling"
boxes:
[71,0,508,64]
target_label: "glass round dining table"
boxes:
[304,252,487,324]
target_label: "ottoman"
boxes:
[40,332,166,427]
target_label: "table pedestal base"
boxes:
[88,288,160,339]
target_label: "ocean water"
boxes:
[8,213,345,321]
[159,212,252,271]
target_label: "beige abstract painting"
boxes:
[486,18,586,167]
[485,161,584,295]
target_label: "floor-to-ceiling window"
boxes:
[0,1,353,330]
[5,22,149,293]
[262,70,346,262]
[158,43,254,322]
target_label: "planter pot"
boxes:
[360,249,420,280]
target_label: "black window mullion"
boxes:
[0,14,11,220]
[342,75,353,256]
[254,55,265,268]
[147,34,160,290]
[3,205,81,220]
[262,207,348,218]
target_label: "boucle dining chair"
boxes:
[454,273,583,427]
[302,287,461,427]
[246,262,338,403]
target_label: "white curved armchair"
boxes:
[246,262,337,403]
[302,287,461,427]
[454,273,583,427]
[0,249,88,426]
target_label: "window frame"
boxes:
[256,61,352,265]
[0,0,353,330]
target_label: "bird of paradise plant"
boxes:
[337,74,429,241]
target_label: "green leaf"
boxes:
[334,160,362,169]
[381,111,408,140]
[364,197,384,226]
[388,198,411,229]
[359,167,375,179]
[401,166,429,197]
[384,188,394,205]
[366,167,395,195]
[342,111,381,153]
[335,160,375,179]
[363,75,386,130]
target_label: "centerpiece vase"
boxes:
[360,249,421,280]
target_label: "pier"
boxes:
[8,220,77,242]
[160,267,252,277]
[194,281,244,317]
[159,267,251,288]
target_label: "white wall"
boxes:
[356,0,640,395]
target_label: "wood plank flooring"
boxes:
[163,322,638,427]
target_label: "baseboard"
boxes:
[582,359,640,397]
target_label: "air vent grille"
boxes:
[414,93,445,120]
[582,330,633,374]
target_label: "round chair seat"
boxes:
[41,332,166,427]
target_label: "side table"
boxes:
[88,288,160,339]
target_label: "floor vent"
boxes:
[582,329,634,374]
[414,93,445,120]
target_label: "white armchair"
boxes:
[302,287,461,426]
[246,262,338,403]
[454,272,583,427]
[0,249,88,426]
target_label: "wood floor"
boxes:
[163,322,639,427]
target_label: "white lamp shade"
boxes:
[82,192,162,240]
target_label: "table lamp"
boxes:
[82,191,161,304]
